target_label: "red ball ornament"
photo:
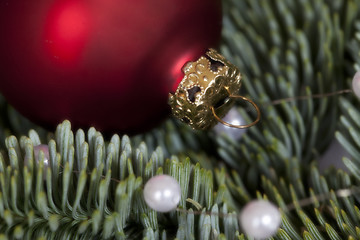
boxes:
[0,0,222,133]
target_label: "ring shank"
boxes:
[211,95,261,129]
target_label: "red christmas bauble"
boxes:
[0,0,222,133]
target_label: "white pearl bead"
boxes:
[143,174,181,212]
[213,107,247,140]
[352,71,360,99]
[33,144,50,178]
[239,200,281,239]
[34,144,50,166]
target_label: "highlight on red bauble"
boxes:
[0,0,222,134]
[44,1,92,65]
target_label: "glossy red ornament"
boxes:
[0,0,222,133]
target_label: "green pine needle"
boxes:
[1,0,360,239]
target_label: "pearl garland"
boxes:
[352,71,360,99]
[239,200,281,239]
[143,175,282,238]
[143,174,181,212]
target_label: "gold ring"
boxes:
[211,95,261,129]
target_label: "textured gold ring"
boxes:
[211,95,261,129]
[169,48,261,130]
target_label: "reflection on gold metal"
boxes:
[169,48,260,130]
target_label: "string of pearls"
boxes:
[29,71,360,239]
[143,174,360,239]
[30,144,281,239]
[143,174,281,239]
[143,71,360,239]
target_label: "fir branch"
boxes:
[1,0,360,239]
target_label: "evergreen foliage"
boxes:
[1,0,360,239]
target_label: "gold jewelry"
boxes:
[169,48,260,130]
[211,94,260,129]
